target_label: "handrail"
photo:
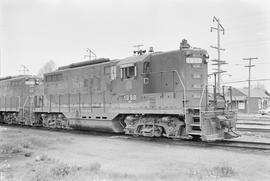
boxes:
[199,85,206,109]
[199,85,206,129]
[23,96,29,108]
[171,70,186,112]
[22,96,29,117]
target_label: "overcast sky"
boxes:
[0,0,270,89]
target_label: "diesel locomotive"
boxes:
[0,39,238,141]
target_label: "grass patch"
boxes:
[30,161,139,181]
[0,143,22,154]
[212,165,235,178]
[189,163,236,180]
[51,163,82,179]
[17,139,32,149]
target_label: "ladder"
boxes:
[186,108,202,136]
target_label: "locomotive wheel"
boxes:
[153,126,163,137]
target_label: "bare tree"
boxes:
[38,60,56,77]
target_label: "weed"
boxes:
[24,152,33,157]
[51,164,77,178]
[0,143,22,154]
[18,140,32,149]
[189,163,236,180]
[211,165,235,178]
[35,154,51,162]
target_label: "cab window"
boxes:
[120,65,137,79]
[143,62,150,73]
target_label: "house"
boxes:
[226,88,270,113]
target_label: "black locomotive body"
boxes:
[0,40,238,141]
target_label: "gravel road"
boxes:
[0,126,270,181]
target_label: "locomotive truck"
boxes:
[0,39,238,141]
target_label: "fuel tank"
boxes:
[68,118,124,133]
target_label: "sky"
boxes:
[0,0,270,90]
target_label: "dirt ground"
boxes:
[0,126,270,181]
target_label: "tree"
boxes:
[37,60,56,77]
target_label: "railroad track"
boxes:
[206,140,270,151]
[237,127,270,132]
[1,123,270,151]
[125,136,270,151]
[236,115,270,132]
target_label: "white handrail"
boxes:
[22,96,29,117]
[198,85,206,129]
[23,96,29,108]
[172,70,186,116]
[199,85,206,109]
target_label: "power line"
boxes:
[222,62,270,67]
[223,78,270,84]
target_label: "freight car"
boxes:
[0,39,238,141]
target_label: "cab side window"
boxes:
[120,65,137,79]
[143,62,150,73]
[110,66,117,80]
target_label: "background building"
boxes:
[227,88,270,113]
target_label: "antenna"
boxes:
[133,44,146,55]
[133,44,144,51]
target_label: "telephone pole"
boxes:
[84,48,96,61]
[243,57,258,114]
[210,16,226,93]
[19,65,29,74]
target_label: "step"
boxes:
[188,130,202,135]
[190,123,200,127]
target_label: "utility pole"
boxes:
[0,48,1,77]
[210,16,226,93]
[19,65,29,74]
[243,57,258,114]
[84,48,96,61]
